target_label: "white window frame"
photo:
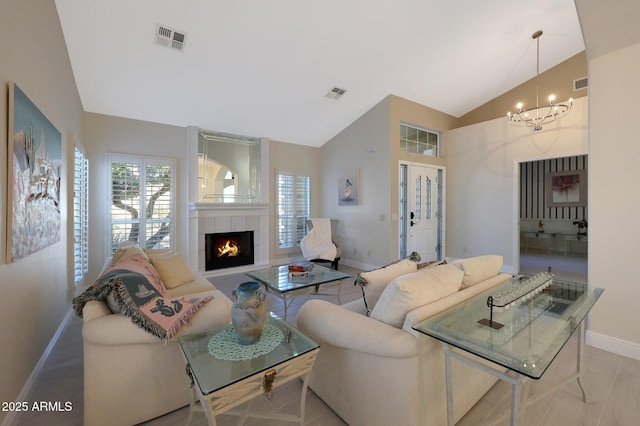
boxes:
[73,145,89,287]
[107,154,176,255]
[400,122,441,157]
[276,169,310,254]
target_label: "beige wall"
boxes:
[81,117,323,273]
[268,140,322,265]
[389,96,457,259]
[587,42,640,353]
[319,95,456,267]
[0,1,83,419]
[82,113,189,279]
[320,96,392,268]
[447,97,588,271]
[456,51,588,129]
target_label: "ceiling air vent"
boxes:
[326,87,347,100]
[156,24,187,51]
[573,77,588,91]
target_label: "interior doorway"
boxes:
[517,155,588,283]
[399,162,444,261]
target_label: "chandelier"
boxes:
[507,30,572,131]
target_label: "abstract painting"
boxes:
[6,82,62,262]
[546,170,587,207]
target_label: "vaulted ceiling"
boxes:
[55,0,587,146]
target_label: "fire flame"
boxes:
[217,240,239,257]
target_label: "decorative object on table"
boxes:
[288,262,314,281]
[507,30,572,131]
[478,271,554,330]
[207,323,284,361]
[288,261,314,272]
[6,82,62,263]
[338,168,359,205]
[288,271,311,282]
[231,281,268,345]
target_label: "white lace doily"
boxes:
[207,324,284,361]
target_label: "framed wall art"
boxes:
[545,169,587,208]
[6,82,62,262]
[338,168,359,206]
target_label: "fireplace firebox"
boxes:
[205,231,255,271]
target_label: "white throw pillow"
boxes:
[149,253,195,289]
[451,255,503,289]
[371,264,464,328]
[358,259,418,310]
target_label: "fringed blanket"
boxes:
[73,254,213,341]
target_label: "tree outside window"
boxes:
[109,155,175,253]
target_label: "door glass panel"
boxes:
[426,176,432,220]
[415,176,422,220]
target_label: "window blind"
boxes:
[73,147,89,286]
[108,155,175,254]
[276,171,310,250]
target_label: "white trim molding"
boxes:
[586,330,640,362]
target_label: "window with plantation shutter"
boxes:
[73,147,89,286]
[108,154,175,254]
[276,170,310,252]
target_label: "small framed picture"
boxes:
[338,168,359,206]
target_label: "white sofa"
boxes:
[297,255,511,426]
[79,246,233,426]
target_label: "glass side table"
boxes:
[413,275,603,426]
[178,313,320,425]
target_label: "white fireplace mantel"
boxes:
[187,202,271,276]
[186,128,271,276]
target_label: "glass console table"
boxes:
[413,275,603,426]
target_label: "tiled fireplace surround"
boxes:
[188,202,270,276]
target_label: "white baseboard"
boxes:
[2,309,75,426]
[586,330,640,362]
[341,258,377,272]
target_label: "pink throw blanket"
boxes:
[73,254,213,340]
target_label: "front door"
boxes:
[406,164,441,261]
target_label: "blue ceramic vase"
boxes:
[231,281,268,345]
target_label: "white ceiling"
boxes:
[55,0,585,147]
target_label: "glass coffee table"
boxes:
[245,264,351,321]
[413,275,603,426]
[178,313,319,426]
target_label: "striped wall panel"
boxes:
[519,155,588,220]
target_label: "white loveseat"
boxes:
[297,255,511,426]
[78,245,233,426]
